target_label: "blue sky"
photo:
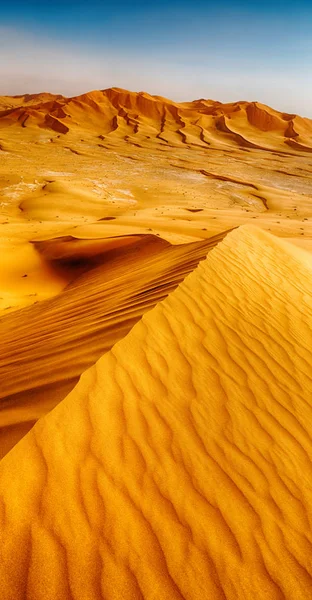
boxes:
[1,0,311,116]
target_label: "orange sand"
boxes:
[1,226,312,599]
[1,88,312,598]
[0,231,228,457]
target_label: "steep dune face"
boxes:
[245,102,286,131]
[1,226,312,599]
[0,230,227,458]
[1,87,312,150]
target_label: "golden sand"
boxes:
[1,89,312,598]
[1,226,312,599]
[0,231,229,457]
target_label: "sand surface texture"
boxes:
[1,225,312,599]
[0,230,229,457]
[0,88,312,453]
[1,89,312,598]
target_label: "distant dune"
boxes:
[1,87,312,151]
[1,226,312,599]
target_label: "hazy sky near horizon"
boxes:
[1,0,312,116]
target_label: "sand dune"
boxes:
[0,230,228,457]
[1,87,311,257]
[1,86,312,599]
[1,88,312,151]
[1,226,312,599]
[0,92,61,111]
[0,86,311,462]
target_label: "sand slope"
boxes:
[0,230,227,457]
[1,225,312,599]
[1,88,312,151]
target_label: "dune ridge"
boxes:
[1,84,312,467]
[0,230,228,457]
[1,225,312,598]
[1,88,312,151]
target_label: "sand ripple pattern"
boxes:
[1,225,312,599]
[0,232,227,457]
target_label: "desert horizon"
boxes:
[2,87,309,118]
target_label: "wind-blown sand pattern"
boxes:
[0,230,228,457]
[1,87,312,598]
[1,226,312,599]
[1,88,311,455]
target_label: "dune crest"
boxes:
[1,226,312,599]
[1,88,312,150]
[0,230,228,457]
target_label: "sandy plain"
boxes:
[1,88,312,599]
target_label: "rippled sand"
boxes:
[1,226,312,599]
[1,89,312,599]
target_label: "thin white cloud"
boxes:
[0,26,311,117]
